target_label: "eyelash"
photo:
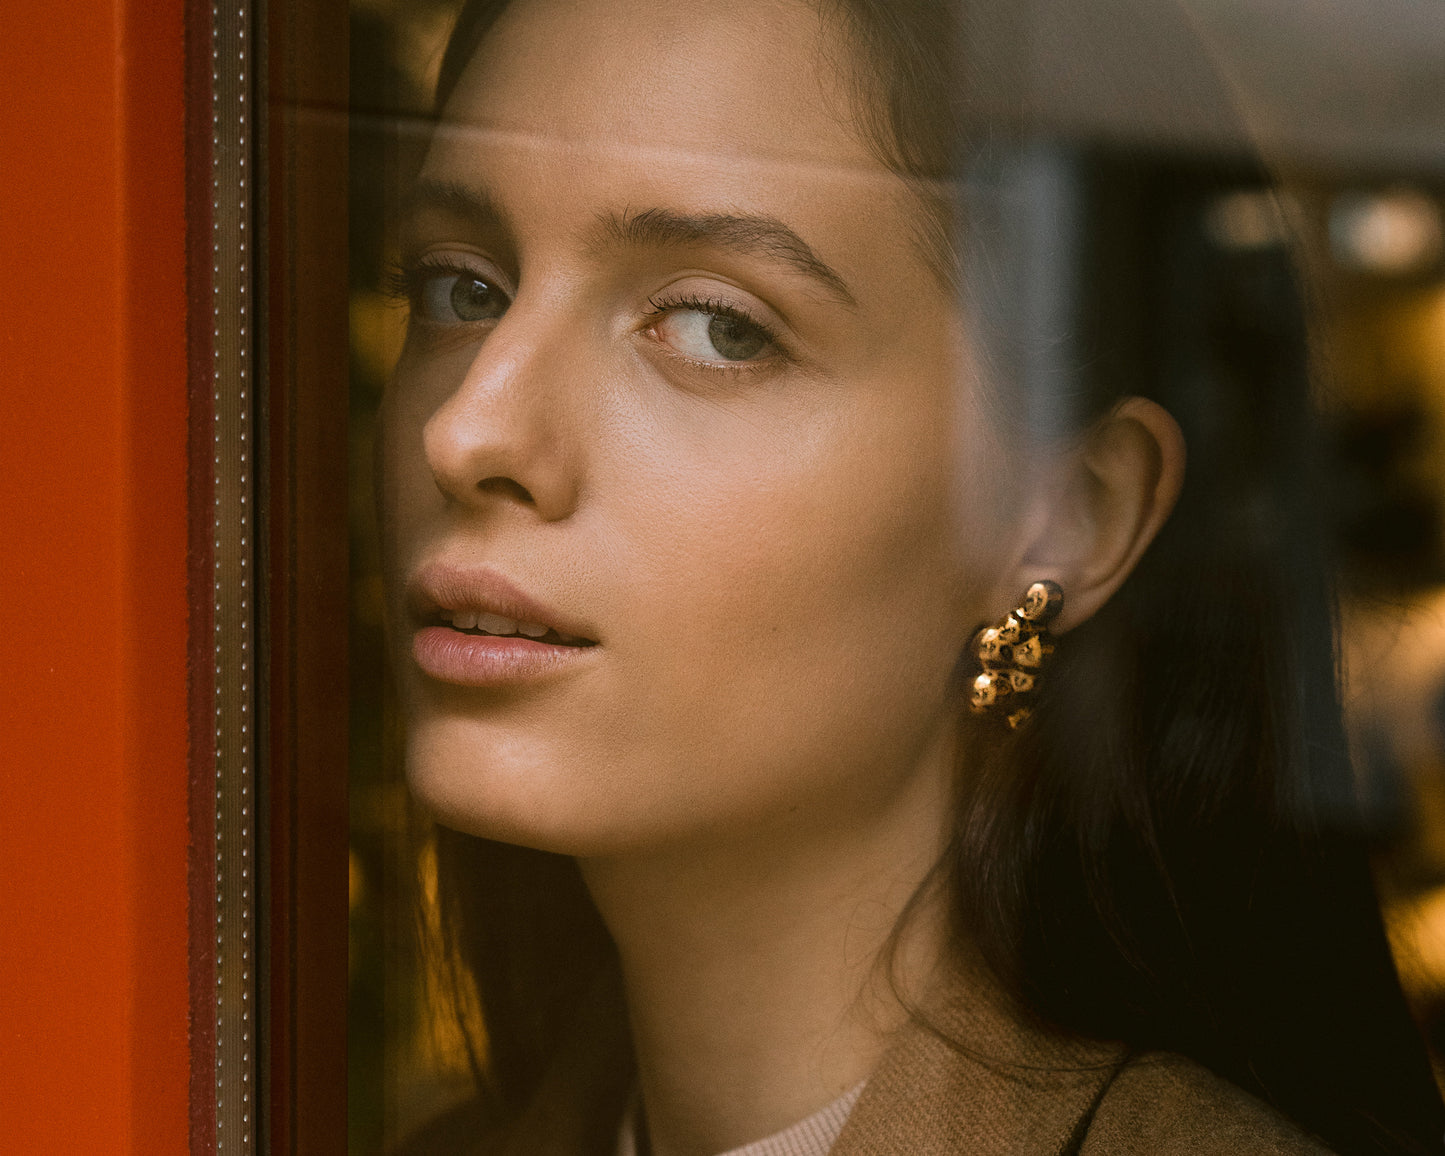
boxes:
[386,259,788,372]
[641,293,784,370]
[384,255,497,310]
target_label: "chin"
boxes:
[402,714,658,858]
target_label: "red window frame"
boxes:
[0,0,349,1150]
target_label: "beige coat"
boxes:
[404,969,1331,1155]
[826,978,1330,1155]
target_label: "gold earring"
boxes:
[969,580,1063,730]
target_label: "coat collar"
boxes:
[492,961,1127,1156]
[832,966,1128,1156]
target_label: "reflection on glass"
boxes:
[347,1,1445,1152]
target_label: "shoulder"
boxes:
[1081,1051,1332,1155]
[835,965,1336,1156]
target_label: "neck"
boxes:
[578,731,956,1156]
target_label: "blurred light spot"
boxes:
[350,289,408,384]
[1330,189,1443,276]
[1388,884,1445,997]
[419,837,439,910]
[1205,189,1289,250]
[349,848,365,912]
[414,837,484,1074]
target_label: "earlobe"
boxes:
[1017,397,1186,632]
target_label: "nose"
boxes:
[421,310,583,522]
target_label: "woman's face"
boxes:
[382,0,1023,856]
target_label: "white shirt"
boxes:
[615,1083,865,1156]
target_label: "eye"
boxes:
[420,271,510,324]
[390,253,513,326]
[648,300,776,365]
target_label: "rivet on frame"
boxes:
[211,1,255,1151]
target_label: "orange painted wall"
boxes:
[0,0,191,1151]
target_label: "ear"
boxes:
[1012,398,1186,632]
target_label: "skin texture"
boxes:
[380,1,1184,1152]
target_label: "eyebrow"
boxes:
[402,180,858,309]
[597,207,857,307]
[402,179,507,232]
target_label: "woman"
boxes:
[380,0,1445,1151]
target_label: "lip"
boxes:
[407,562,599,688]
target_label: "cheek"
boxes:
[378,371,424,527]
[377,390,424,641]
[384,322,1017,851]
[585,379,1000,828]
[376,355,461,590]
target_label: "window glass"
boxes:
[344,2,1445,1151]
[348,1,464,1147]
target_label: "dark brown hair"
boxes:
[421,2,1445,1152]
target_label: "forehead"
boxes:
[419,0,944,309]
[439,0,877,170]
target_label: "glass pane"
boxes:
[349,2,471,1149]
[346,2,1445,1151]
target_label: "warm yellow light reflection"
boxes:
[416,837,485,1077]
[349,848,365,911]
[351,288,408,384]
[1388,886,1445,998]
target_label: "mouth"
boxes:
[427,607,596,648]
[406,563,600,686]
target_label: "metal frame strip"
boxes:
[210,0,258,1151]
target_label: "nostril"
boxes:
[476,476,534,504]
